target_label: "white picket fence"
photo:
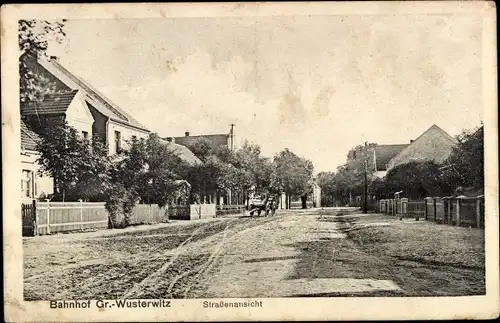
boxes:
[24,200,218,236]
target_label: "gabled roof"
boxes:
[374,144,409,171]
[159,139,202,166]
[37,58,149,131]
[174,133,230,139]
[21,120,41,151]
[387,124,458,171]
[172,133,230,151]
[21,90,78,116]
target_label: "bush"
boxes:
[105,186,137,228]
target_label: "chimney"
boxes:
[50,55,58,62]
[166,137,174,143]
[410,139,414,144]
[185,131,190,137]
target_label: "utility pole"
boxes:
[363,142,368,214]
[229,124,235,151]
[229,123,235,205]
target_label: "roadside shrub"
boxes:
[105,186,137,228]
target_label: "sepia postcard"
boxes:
[2,1,499,321]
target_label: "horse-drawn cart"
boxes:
[247,194,279,217]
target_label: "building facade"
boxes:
[347,143,409,178]
[20,54,202,203]
[168,125,235,152]
[20,121,53,201]
[24,54,151,155]
[386,124,457,172]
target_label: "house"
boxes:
[20,120,53,201]
[386,124,457,172]
[23,54,150,155]
[166,127,236,206]
[168,125,235,152]
[159,138,202,166]
[371,144,410,178]
[20,54,203,203]
[347,143,409,178]
[21,89,93,139]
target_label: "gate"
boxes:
[22,200,37,237]
[167,205,191,220]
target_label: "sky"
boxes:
[48,14,484,173]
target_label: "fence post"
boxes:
[400,198,407,218]
[424,198,428,220]
[79,199,84,231]
[476,198,481,228]
[433,198,437,222]
[456,198,461,227]
[447,199,453,225]
[32,199,38,236]
[46,199,51,234]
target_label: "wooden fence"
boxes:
[378,196,485,228]
[22,201,37,236]
[22,200,218,236]
[36,201,108,235]
[129,204,168,225]
[215,204,246,216]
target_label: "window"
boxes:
[114,131,122,154]
[21,170,32,198]
[82,131,89,140]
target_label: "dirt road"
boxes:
[23,210,484,300]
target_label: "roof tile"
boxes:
[159,139,202,165]
[21,120,41,151]
[375,144,409,171]
[38,58,148,131]
[21,90,78,116]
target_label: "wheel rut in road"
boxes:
[193,213,402,298]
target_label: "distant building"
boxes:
[386,124,457,172]
[166,125,235,152]
[158,138,202,166]
[347,143,409,178]
[312,182,321,208]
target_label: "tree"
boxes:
[105,133,190,227]
[385,161,452,199]
[117,133,187,207]
[36,121,109,202]
[186,137,213,162]
[443,125,484,190]
[317,171,336,206]
[72,136,111,201]
[370,177,389,200]
[331,164,361,206]
[272,149,314,208]
[234,141,275,195]
[19,19,66,107]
